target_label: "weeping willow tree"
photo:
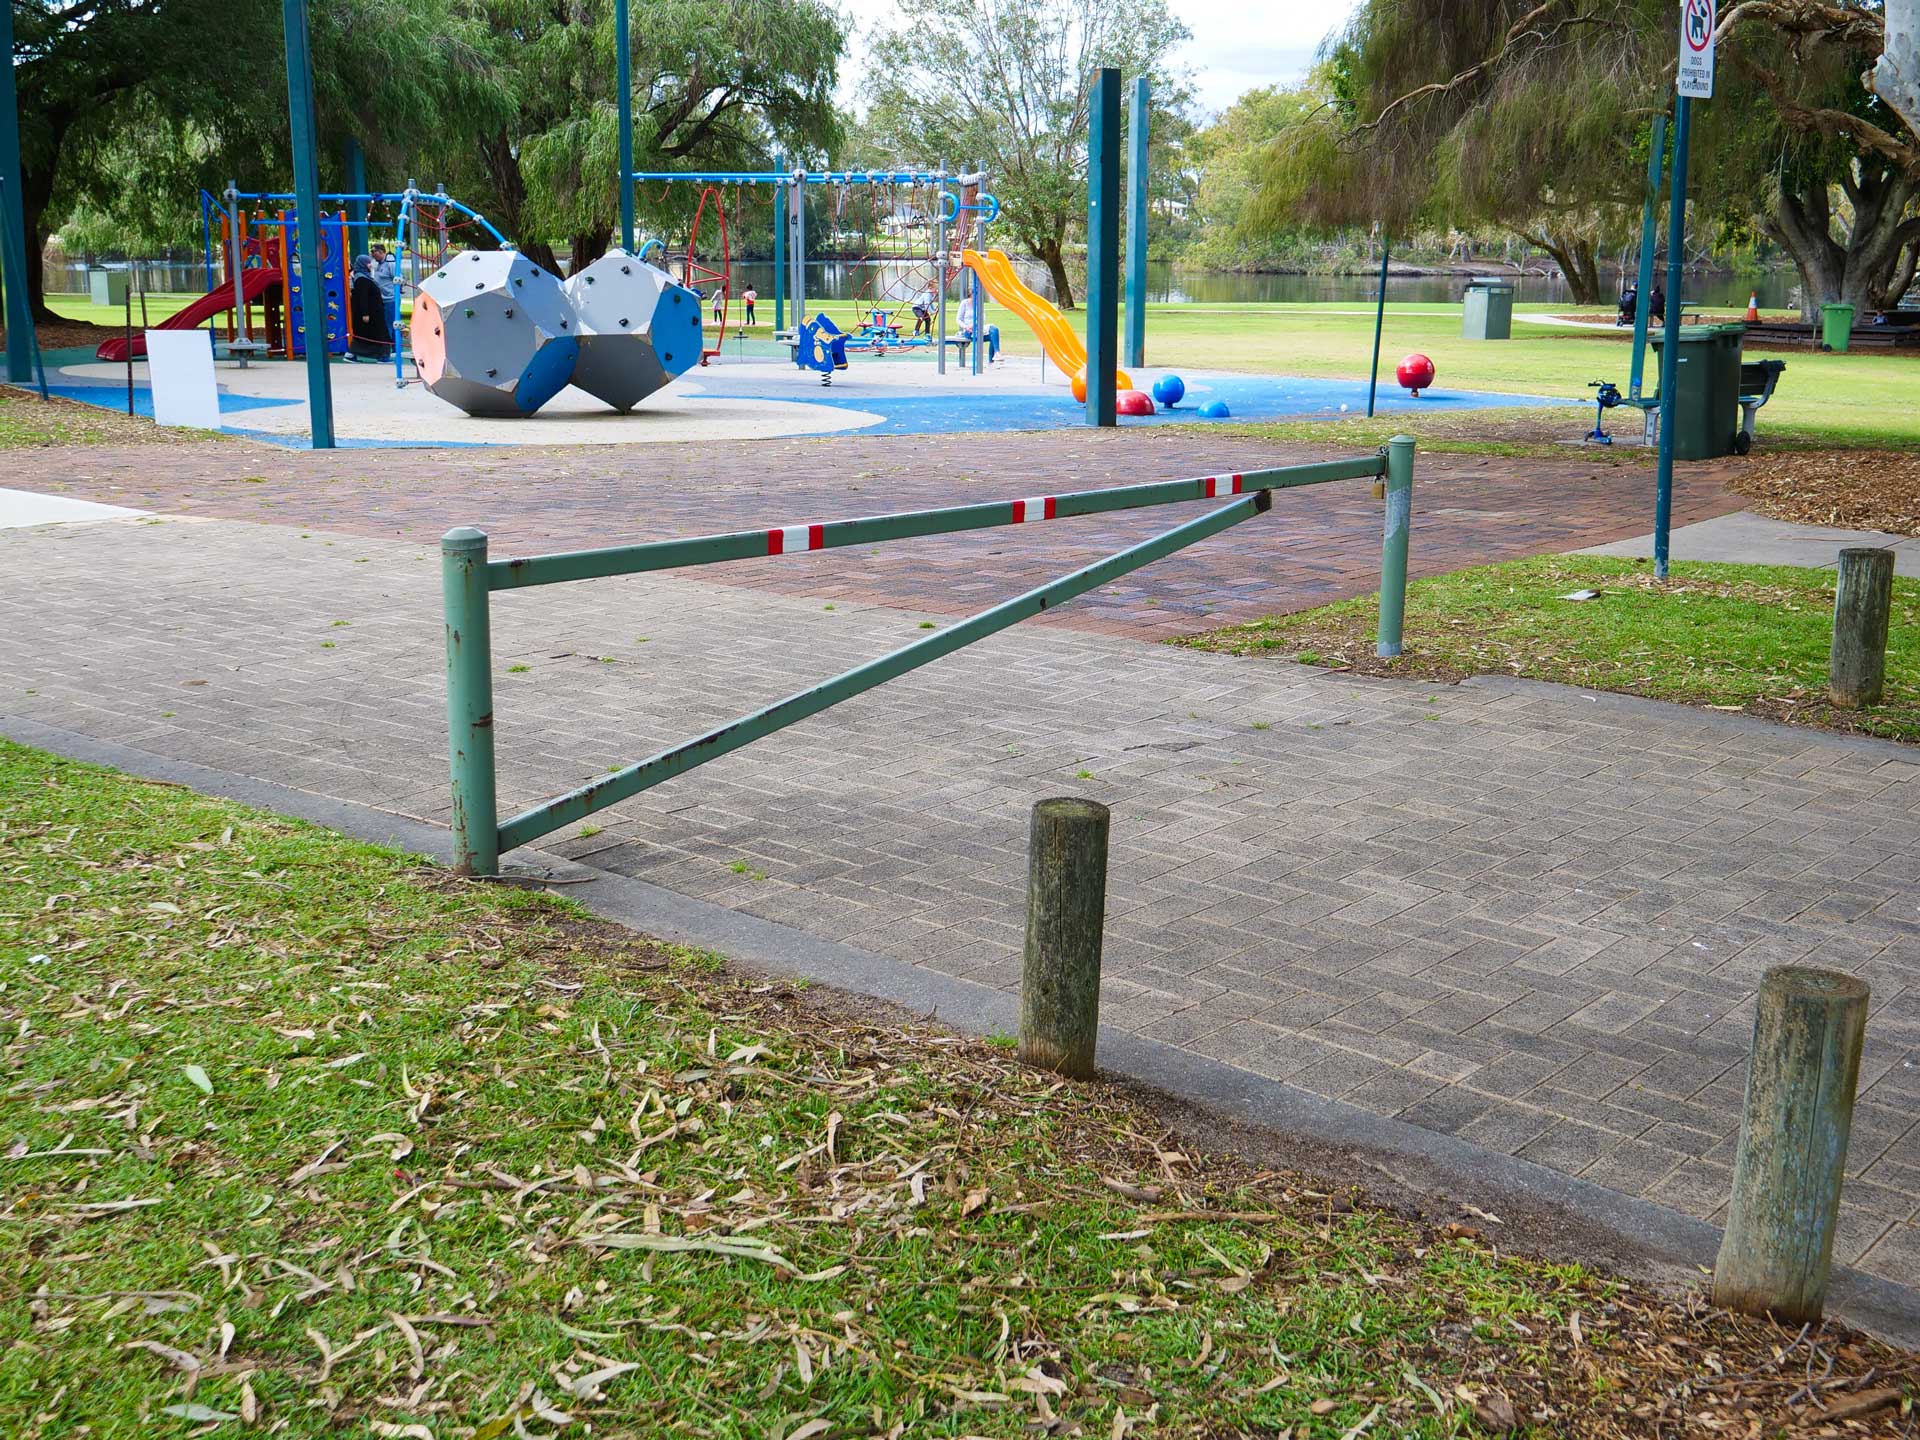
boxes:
[1250,1,1670,302]
[1253,0,1918,314]
[440,0,845,275]
[14,0,510,319]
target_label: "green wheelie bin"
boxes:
[1649,323,1745,460]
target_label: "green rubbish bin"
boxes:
[1821,302,1856,352]
[1650,322,1746,460]
[1462,278,1515,340]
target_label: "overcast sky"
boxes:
[835,0,1360,118]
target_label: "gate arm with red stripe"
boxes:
[442,440,1415,875]
[487,457,1384,591]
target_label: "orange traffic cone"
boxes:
[1744,291,1760,323]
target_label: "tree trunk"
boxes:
[1037,237,1075,309]
[567,226,612,276]
[1766,168,1920,320]
[1520,230,1603,303]
[517,240,563,275]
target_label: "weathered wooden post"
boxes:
[1713,966,1869,1324]
[1830,547,1895,709]
[1019,797,1110,1079]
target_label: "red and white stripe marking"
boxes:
[765,524,826,555]
[1010,496,1058,524]
[1201,473,1244,497]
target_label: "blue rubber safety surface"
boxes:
[39,382,299,422]
[687,369,1563,436]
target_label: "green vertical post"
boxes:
[1654,95,1691,579]
[1376,435,1415,658]
[1365,236,1389,417]
[442,528,499,876]
[281,0,335,448]
[1123,76,1149,369]
[344,137,367,231]
[0,0,36,383]
[1628,113,1665,403]
[615,0,634,254]
[773,157,787,332]
[1085,67,1121,427]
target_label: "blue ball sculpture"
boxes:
[1151,373,1186,408]
[1200,399,1231,419]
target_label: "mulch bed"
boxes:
[2,312,128,353]
[1727,450,1920,537]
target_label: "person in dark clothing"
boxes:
[347,255,393,361]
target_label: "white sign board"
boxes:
[1678,0,1716,99]
[143,330,223,432]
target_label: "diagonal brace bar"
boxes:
[496,489,1274,852]
[489,458,1382,591]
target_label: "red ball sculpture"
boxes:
[1395,353,1436,397]
[1115,389,1157,417]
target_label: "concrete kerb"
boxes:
[7,709,1920,1348]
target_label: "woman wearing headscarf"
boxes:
[347,254,391,360]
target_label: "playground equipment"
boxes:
[413,247,702,419]
[1116,389,1155,416]
[1395,353,1435,397]
[1586,379,1624,444]
[564,249,703,410]
[960,248,1131,399]
[1199,400,1231,419]
[441,441,1419,874]
[795,312,851,384]
[630,167,999,376]
[411,251,578,418]
[1151,374,1185,408]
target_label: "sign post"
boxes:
[1655,0,1713,579]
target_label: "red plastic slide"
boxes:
[94,266,280,362]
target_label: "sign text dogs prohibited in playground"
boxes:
[1678,0,1716,98]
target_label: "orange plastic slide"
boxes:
[95,266,281,362]
[959,248,1131,395]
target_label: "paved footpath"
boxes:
[5,493,1920,1286]
[6,430,1744,638]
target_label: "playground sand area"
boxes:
[45,346,1557,448]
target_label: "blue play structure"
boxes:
[796,313,850,384]
[1152,373,1186,408]
[282,208,349,357]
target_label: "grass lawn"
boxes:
[7,739,1915,1436]
[46,289,1917,449]
[1183,555,1920,744]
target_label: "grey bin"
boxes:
[89,269,130,307]
[1462,278,1515,340]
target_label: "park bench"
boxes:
[1737,358,1786,452]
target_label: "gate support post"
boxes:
[443,527,499,876]
[1377,435,1415,657]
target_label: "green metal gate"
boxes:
[443,437,1415,874]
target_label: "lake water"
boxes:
[56,256,1799,310]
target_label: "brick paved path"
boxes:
[6,513,1919,1284]
[3,430,1745,638]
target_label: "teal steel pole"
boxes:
[344,138,367,232]
[773,156,787,331]
[1654,96,1691,580]
[1085,68,1121,426]
[1628,113,1666,403]
[281,0,336,448]
[1376,435,1416,657]
[0,0,36,383]
[1124,76,1149,368]
[1366,237,1389,417]
[616,0,635,253]
[442,528,499,876]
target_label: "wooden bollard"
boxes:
[1019,797,1110,1079]
[1713,966,1870,1324]
[1830,547,1894,708]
